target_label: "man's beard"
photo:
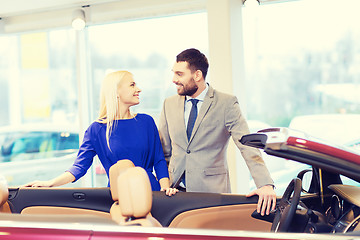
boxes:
[178,78,198,96]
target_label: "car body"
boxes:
[1,127,360,239]
[0,124,79,187]
[247,120,306,195]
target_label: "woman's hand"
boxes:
[23,180,53,187]
[22,172,75,188]
[160,187,179,196]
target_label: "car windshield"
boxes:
[341,175,360,187]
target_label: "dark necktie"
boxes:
[186,99,199,141]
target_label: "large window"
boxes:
[243,0,360,194]
[0,30,78,126]
[88,12,209,186]
[2,1,359,191]
[0,36,17,126]
[0,29,79,187]
[88,12,209,122]
[0,12,209,188]
[243,0,360,130]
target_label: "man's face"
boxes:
[172,61,198,96]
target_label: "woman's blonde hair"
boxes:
[97,70,133,150]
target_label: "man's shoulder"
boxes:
[165,94,181,101]
[164,94,182,105]
[211,87,237,102]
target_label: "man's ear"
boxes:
[194,70,203,81]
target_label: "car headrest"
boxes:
[0,175,9,207]
[117,167,152,218]
[109,160,135,201]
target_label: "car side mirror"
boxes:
[297,169,312,193]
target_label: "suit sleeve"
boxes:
[224,96,274,188]
[148,115,169,181]
[158,99,172,165]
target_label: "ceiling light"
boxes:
[243,0,260,6]
[72,9,86,30]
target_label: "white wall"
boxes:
[207,0,249,193]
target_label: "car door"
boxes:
[7,187,274,231]
[8,187,113,218]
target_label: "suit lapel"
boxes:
[189,86,215,143]
[176,95,188,142]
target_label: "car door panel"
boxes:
[151,191,268,230]
[8,187,272,231]
[21,206,111,218]
[168,204,272,231]
[8,187,113,214]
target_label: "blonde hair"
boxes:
[97,70,133,150]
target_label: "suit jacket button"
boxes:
[186,150,191,154]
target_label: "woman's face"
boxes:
[117,75,141,107]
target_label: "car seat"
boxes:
[109,160,161,227]
[0,176,12,213]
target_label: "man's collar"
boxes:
[186,83,209,102]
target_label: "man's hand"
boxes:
[246,185,276,216]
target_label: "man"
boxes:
[159,48,276,216]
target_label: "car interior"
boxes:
[1,159,272,232]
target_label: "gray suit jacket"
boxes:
[159,85,274,193]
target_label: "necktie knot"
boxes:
[190,99,199,106]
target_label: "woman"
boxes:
[25,71,177,196]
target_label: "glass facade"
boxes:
[0,12,209,187]
[243,0,360,194]
[0,30,77,126]
[0,1,359,191]
[243,0,360,130]
[88,12,208,122]
[88,12,209,186]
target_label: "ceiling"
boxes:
[0,0,286,18]
[0,0,209,33]
[0,0,118,18]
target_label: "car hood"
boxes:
[240,128,360,182]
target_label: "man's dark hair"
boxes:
[176,48,209,79]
